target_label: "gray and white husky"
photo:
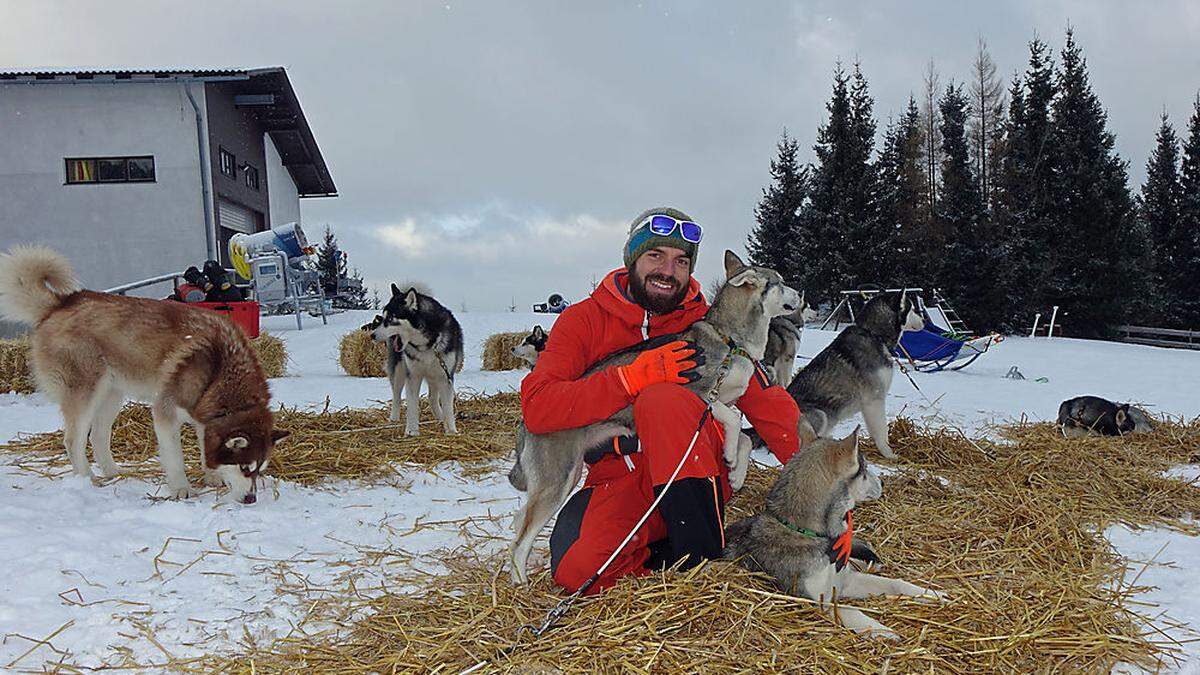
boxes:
[724,429,944,639]
[784,291,924,459]
[761,293,817,386]
[508,251,800,584]
[371,284,465,436]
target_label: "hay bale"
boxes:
[339,329,389,377]
[251,332,287,378]
[0,338,36,395]
[1,392,523,484]
[482,331,528,371]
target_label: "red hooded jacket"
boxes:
[521,269,800,464]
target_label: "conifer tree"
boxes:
[1139,112,1182,324]
[748,130,809,291]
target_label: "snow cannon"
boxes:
[229,222,314,280]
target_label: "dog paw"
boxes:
[93,465,120,480]
[201,471,225,487]
[405,427,420,437]
[167,485,198,499]
[728,464,748,491]
[389,411,401,423]
[876,444,897,460]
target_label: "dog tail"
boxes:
[507,423,528,491]
[0,245,81,325]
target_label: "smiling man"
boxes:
[520,207,802,595]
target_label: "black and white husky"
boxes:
[371,284,465,436]
[511,325,549,369]
[784,291,924,459]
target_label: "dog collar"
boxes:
[767,509,856,572]
[766,509,826,539]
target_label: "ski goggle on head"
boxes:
[637,214,703,244]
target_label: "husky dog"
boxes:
[761,293,817,386]
[511,325,549,369]
[371,284,464,436]
[1057,396,1155,438]
[509,251,800,584]
[0,246,287,503]
[784,291,924,459]
[724,430,943,639]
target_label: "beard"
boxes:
[629,269,689,315]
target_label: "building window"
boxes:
[244,165,259,190]
[219,147,236,178]
[65,156,155,184]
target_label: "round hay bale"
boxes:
[251,332,287,378]
[482,331,528,371]
[0,338,36,395]
[339,330,389,377]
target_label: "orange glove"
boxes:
[615,340,703,397]
[829,510,854,571]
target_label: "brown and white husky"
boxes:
[0,246,287,503]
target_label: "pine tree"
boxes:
[921,61,942,227]
[969,38,1006,210]
[1176,95,1200,327]
[748,130,809,291]
[315,225,344,297]
[938,83,1009,330]
[876,97,929,288]
[340,267,372,310]
[1138,112,1182,325]
[842,63,888,287]
[1045,29,1140,336]
[997,39,1056,328]
[799,63,884,303]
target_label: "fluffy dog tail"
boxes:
[0,246,81,325]
[507,424,528,491]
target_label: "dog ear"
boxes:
[726,269,762,288]
[225,435,249,450]
[533,325,545,339]
[723,250,747,279]
[271,429,290,443]
[404,288,420,309]
[1115,406,1129,427]
[391,283,402,297]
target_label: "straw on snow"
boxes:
[178,416,1200,673]
[1,392,523,485]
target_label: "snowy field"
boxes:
[1,308,1198,671]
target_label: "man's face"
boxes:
[629,246,691,314]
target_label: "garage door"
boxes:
[218,199,255,234]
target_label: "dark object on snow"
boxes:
[533,293,569,314]
[202,260,245,302]
[1057,395,1154,437]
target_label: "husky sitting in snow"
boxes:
[783,291,924,459]
[371,285,465,436]
[724,429,945,639]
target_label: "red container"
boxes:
[193,301,261,338]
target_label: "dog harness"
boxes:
[767,508,856,572]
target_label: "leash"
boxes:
[463,338,745,673]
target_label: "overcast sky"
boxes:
[3,1,1198,310]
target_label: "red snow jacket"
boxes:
[520,269,801,464]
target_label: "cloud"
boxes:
[373,219,428,257]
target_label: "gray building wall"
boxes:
[265,134,301,227]
[205,82,270,232]
[0,81,211,293]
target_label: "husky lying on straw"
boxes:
[724,429,945,639]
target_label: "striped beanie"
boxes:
[622,207,699,273]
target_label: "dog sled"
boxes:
[822,287,1001,373]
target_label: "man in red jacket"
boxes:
[520,207,803,595]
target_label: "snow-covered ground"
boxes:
[1,309,1198,671]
